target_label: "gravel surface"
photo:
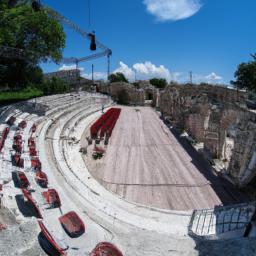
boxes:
[0,212,46,256]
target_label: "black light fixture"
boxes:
[31,0,41,12]
[89,32,96,51]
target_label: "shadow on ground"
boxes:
[169,126,249,205]
[12,172,21,188]
[193,237,256,256]
[38,233,61,256]
[15,194,40,218]
[0,101,48,120]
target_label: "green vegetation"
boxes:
[231,55,256,92]
[0,87,43,103]
[40,77,69,95]
[0,76,70,103]
[108,72,129,83]
[149,78,167,89]
[0,1,65,89]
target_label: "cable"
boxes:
[88,0,91,27]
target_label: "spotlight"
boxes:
[89,32,96,51]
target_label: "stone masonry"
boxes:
[159,84,256,187]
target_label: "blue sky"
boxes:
[41,0,256,84]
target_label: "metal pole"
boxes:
[107,55,110,81]
[76,60,79,93]
[92,64,94,85]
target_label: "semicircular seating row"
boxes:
[0,94,123,256]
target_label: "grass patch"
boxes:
[0,87,43,104]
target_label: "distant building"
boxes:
[44,69,80,84]
[44,69,105,92]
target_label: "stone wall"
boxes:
[159,84,256,187]
[227,112,256,186]
[97,82,158,106]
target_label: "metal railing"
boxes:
[188,202,256,237]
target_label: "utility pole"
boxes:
[190,71,193,84]
[75,60,79,93]
[107,55,111,95]
[92,64,95,93]
[107,55,110,81]
[92,64,94,85]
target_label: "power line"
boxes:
[88,0,91,27]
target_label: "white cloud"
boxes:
[113,61,135,81]
[191,72,223,84]
[172,72,183,81]
[69,60,223,85]
[205,72,222,81]
[143,0,202,22]
[113,61,177,82]
[78,61,175,83]
[82,72,108,81]
[59,64,84,72]
[133,61,171,81]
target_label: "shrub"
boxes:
[108,72,128,83]
[149,78,167,89]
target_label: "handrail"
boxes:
[189,201,256,237]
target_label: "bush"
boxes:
[231,55,256,92]
[108,72,128,83]
[149,78,167,89]
[41,77,69,95]
[0,76,70,104]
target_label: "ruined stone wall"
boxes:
[159,84,256,186]
[97,82,157,106]
[227,112,256,186]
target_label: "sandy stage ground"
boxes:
[84,106,247,211]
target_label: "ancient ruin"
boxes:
[1,1,256,255]
[159,84,256,187]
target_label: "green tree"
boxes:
[150,78,167,89]
[0,1,66,88]
[108,72,128,83]
[231,55,256,92]
[41,76,69,95]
